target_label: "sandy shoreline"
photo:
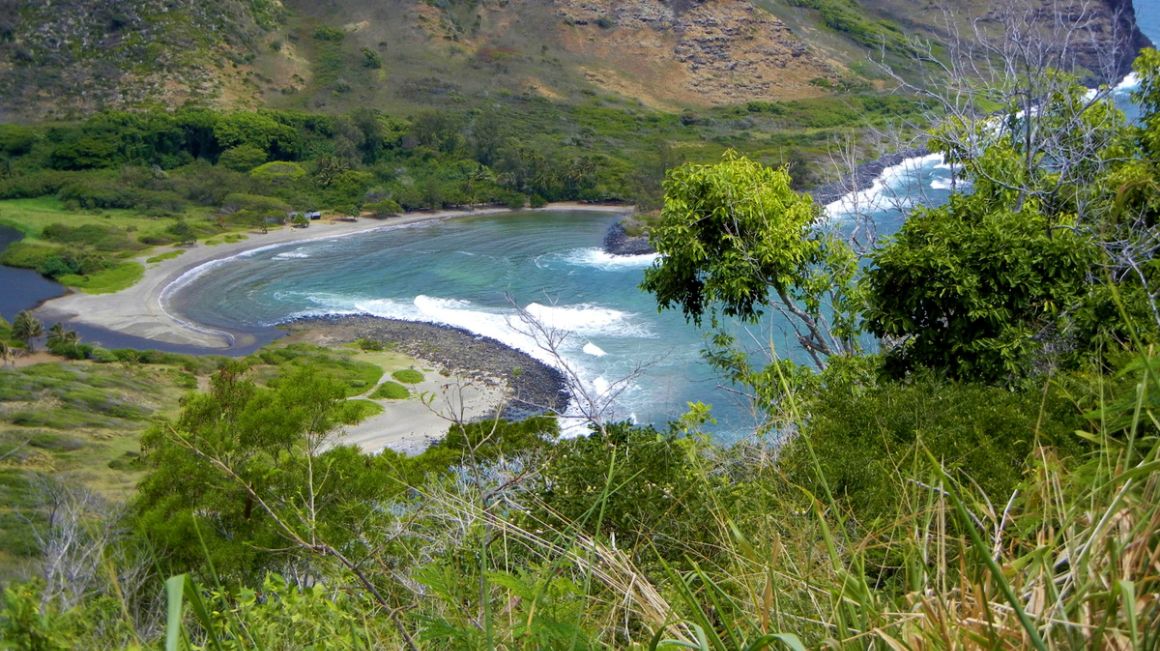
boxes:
[284,317,570,455]
[34,202,631,350]
[26,202,620,455]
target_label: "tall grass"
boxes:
[11,356,1156,649]
[643,355,1160,649]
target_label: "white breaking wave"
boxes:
[272,249,312,260]
[562,248,659,270]
[297,293,563,372]
[1114,71,1140,93]
[828,66,1142,224]
[292,294,648,429]
[593,376,611,397]
[583,342,608,357]
[825,153,945,219]
[524,302,649,337]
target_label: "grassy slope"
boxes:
[0,341,445,581]
[0,198,247,294]
[0,361,195,579]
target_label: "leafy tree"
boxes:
[406,112,465,155]
[166,220,197,246]
[1101,49,1160,331]
[218,144,268,172]
[135,363,408,579]
[248,160,307,187]
[213,112,295,154]
[45,322,82,357]
[865,196,1098,383]
[11,311,42,351]
[868,52,1160,382]
[641,151,862,369]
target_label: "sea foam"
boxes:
[272,249,312,260]
[583,342,608,357]
[294,294,646,425]
[825,153,945,219]
[562,248,659,270]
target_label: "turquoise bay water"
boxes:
[173,199,959,440]
[171,211,756,436]
[167,16,1155,440]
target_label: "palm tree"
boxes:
[12,311,43,352]
[47,322,65,347]
[46,322,79,354]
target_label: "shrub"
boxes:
[42,223,142,252]
[0,171,74,199]
[0,125,38,156]
[221,192,290,215]
[313,26,345,41]
[361,48,382,69]
[218,145,268,172]
[364,199,401,218]
[57,179,186,212]
[438,415,559,460]
[249,161,307,187]
[391,369,424,384]
[502,192,526,210]
[355,338,385,351]
[371,381,409,400]
[778,374,1084,523]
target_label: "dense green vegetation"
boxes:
[0,91,925,292]
[0,94,923,211]
[0,26,1157,651]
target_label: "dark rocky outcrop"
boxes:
[282,315,570,420]
[807,148,928,207]
[602,221,655,256]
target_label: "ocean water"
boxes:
[17,2,1136,440]
[171,186,966,440]
[170,212,756,436]
[166,43,1154,441]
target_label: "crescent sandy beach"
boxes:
[36,203,627,350]
[30,203,626,455]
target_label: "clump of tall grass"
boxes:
[643,353,1159,649]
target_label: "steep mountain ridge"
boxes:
[0,0,1149,121]
[0,0,278,121]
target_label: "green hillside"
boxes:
[0,0,1148,120]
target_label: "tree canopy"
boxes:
[641,151,861,368]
